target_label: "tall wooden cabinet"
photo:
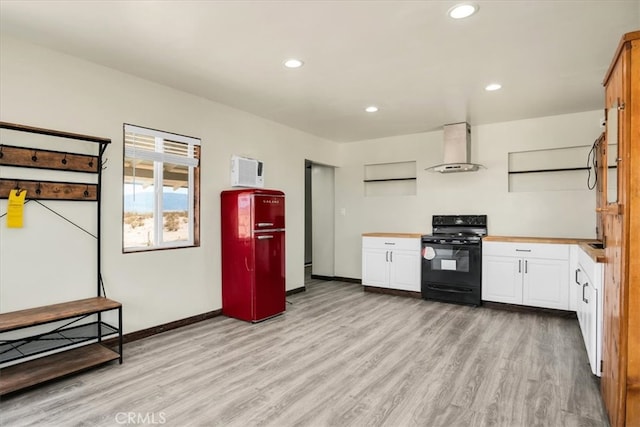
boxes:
[600,30,640,427]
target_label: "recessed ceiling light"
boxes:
[448,3,478,19]
[283,58,304,69]
[365,106,379,113]
[485,83,502,91]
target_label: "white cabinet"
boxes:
[522,258,570,309]
[575,246,604,376]
[362,236,421,292]
[482,255,522,304]
[482,242,569,310]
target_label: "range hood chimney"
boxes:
[425,122,484,173]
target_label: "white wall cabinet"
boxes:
[482,242,569,310]
[362,236,421,292]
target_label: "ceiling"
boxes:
[0,1,638,142]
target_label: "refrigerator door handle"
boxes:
[257,222,274,227]
[257,235,274,240]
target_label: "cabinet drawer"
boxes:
[362,236,420,251]
[482,241,569,260]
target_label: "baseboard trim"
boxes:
[286,286,306,296]
[334,276,362,284]
[310,274,334,281]
[363,285,422,299]
[103,309,222,347]
[482,301,576,318]
[309,274,362,284]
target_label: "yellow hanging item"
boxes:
[7,189,27,228]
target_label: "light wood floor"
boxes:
[0,279,609,426]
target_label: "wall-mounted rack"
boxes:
[0,121,122,396]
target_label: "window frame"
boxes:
[122,124,201,253]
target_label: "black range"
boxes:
[421,215,487,306]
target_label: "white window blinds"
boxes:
[124,124,200,167]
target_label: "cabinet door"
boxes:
[523,258,569,310]
[388,250,421,292]
[362,248,389,288]
[584,282,598,375]
[482,255,522,304]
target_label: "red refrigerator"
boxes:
[221,189,286,322]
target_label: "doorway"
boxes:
[304,160,335,283]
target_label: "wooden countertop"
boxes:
[362,232,424,238]
[483,235,605,263]
[483,235,597,245]
[578,242,607,263]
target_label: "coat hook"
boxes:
[102,158,109,170]
[88,159,94,168]
[36,182,42,195]
[14,181,22,196]
[84,185,90,197]
[32,151,38,162]
[0,146,3,159]
[61,154,67,165]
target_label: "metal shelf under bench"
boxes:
[0,297,122,395]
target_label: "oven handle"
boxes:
[425,284,474,294]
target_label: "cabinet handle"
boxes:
[384,242,396,245]
[257,235,273,240]
[518,260,521,273]
[525,260,528,274]
[582,282,589,304]
[515,249,532,252]
[386,251,389,262]
[390,251,393,262]
[575,268,581,285]
[257,222,274,227]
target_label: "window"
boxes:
[123,124,200,252]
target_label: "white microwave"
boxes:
[230,155,264,188]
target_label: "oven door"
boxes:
[421,241,482,304]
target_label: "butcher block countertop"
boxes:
[483,236,605,263]
[578,243,606,263]
[362,232,424,238]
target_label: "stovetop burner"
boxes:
[421,214,487,244]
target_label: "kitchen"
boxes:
[0,1,638,426]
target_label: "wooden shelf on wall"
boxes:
[363,177,416,183]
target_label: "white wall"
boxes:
[311,164,335,276]
[0,35,605,332]
[0,36,339,332]
[334,111,603,279]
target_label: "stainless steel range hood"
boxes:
[425,122,484,173]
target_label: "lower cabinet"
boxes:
[362,236,421,292]
[482,242,569,310]
[522,258,570,309]
[576,247,604,376]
